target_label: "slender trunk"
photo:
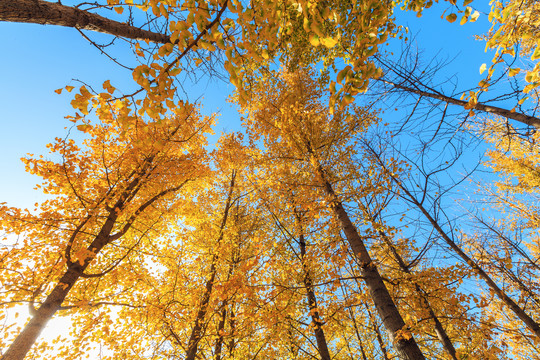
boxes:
[348,307,369,360]
[379,79,540,129]
[306,144,425,360]
[379,160,540,340]
[227,309,236,358]
[291,206,331,359]
[296,225,332,360]
[214,306,227,360]
[0,0,170,44]
[375,227,458,360]
[366,305,390,360]
[185,257,218,360]
[185,171,236,360]
[214,260,236,360]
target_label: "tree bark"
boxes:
[0,0,170,44]
[306,145,426,360]
[214,306,227,360]
[380,79,540,129]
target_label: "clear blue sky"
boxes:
[0,1,493,210]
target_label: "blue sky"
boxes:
[0,1,494,210]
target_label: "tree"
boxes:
[363,133,540,355]
[0,100,212,360]
[240,67,426,360]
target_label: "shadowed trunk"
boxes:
[0,0,170,43]
[305,142,426,360]
[214,306,227,360]
[293,209,332,360]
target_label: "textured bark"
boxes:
[227,309,236,357]
[306,146,425,360]
[1,262,89,360]
[380,79,540,129]
[0,0,170,43]
[185,171,236,360]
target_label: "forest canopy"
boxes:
[1,0,540,359]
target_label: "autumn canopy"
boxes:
[1,0,540,359]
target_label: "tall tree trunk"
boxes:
[375,226,458,360]
[0,0,170,44]
[227,308,236,358]
[378,79,540,129]
[214,306,227,360]
[185,171,236,360]
[373,152,540,340]
[306,144,426,360]
[1,166,163,360]
[293,210,332,360]
[348,307,369,360]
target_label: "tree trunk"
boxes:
[185,171,236,360]
[1,211,119,360]
[306,146,425,360]
[214,306,227,360]
[296,222,332,360]
[0,0,170,44]
[379,79,540,129]
[374,225,458,360]
[380,160,540,340]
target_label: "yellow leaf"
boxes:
[115,6,124,14]
[76,124,92,132]
[309,34,320,47]
[508,68,520,77]
[54,88,62,94]
[446,13,457,23]
[320,37,338,48]
[66,86,75,92]
[532,47,540,61]
[470,10,479,22]
[479,63,487,74]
